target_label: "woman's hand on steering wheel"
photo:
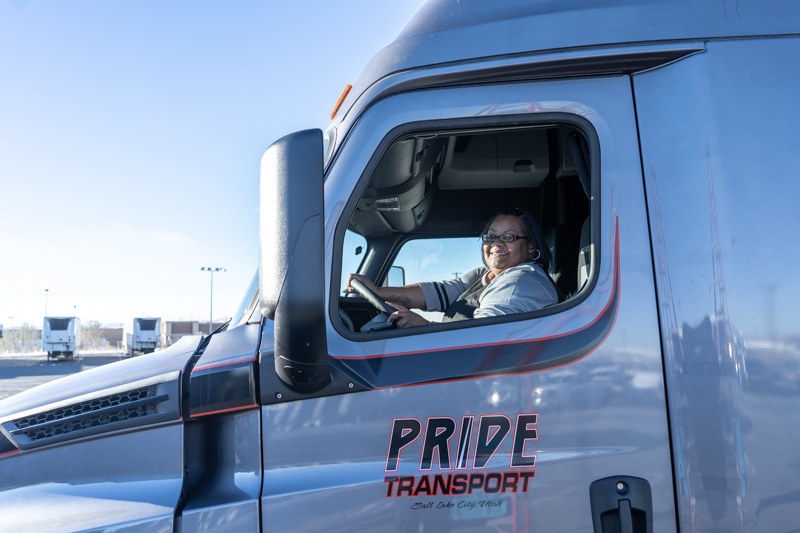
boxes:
[386,302,430,328]
[344,273,396,317]
[343,273,379,296]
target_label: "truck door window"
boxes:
[337,123,592,336]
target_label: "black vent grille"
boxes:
[8,386,165,442]
[48,318,71,331]
[138,319,158,331]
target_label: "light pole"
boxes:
[44,289,49,318]
[201,267,225,335]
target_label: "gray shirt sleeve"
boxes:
[418,267,485,311]
[474,264,558,319]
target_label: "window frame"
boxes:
[329,113,600,342]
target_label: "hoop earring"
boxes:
[529,249,541,261]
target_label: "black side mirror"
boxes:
[259,129,330,393]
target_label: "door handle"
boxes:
[618,500,633,533]
[589,476,652,533]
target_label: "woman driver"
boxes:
[345,208,559,328]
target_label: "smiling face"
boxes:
[482,216,534,276]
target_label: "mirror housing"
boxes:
[259,129,330,393]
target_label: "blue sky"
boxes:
[0,0,427,328]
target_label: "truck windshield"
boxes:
[232,270,259,326]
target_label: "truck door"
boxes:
[260,59,677,531]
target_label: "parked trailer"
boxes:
[124,318,161,356]
[42,317,80,361]
[3,1,800,531]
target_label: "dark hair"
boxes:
[480,208,552,273]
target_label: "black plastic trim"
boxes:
[367,49,702,106]
[189,361,257,418]
[174,332,214,529]
[0,431,18,456]
[260,350,371,405]
[590,475,653,533]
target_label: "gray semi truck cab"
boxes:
[3,1,800,531]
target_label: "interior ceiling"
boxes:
[419,188,542,234]
[349,126,580,238]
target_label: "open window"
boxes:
[334,119,595,337]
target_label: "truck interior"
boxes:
[336,123,594,335]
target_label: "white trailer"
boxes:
[42,317,80,361]
[125,318,161,356]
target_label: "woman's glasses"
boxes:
[481,234,528,243]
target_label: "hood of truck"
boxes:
[0,336,202,422]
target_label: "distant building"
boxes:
[163,320,197,346]
[101,326,124,349]
[162,320,227,346]
[197,321,228,335]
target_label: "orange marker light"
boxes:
[330,84,353,120]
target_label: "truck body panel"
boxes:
[345,0,800,126]
[634,36,800,531]
[0,424,183,533]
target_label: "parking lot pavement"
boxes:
[0,352,127,402]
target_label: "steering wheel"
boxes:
[349,278,397,332]
[349,278,395,315]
